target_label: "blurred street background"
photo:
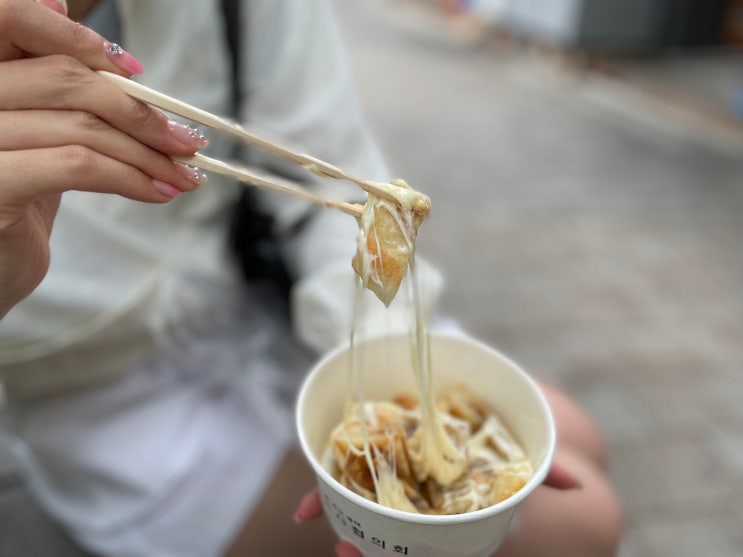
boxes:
[2,0,743,556]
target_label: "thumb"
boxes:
[543,462,583,490]
[37,0,68,16]
[335,541,362,557]
[0,147,182,206]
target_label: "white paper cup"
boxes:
[296,332,556,557]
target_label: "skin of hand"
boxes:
[0,0,209,318]
[294,462,583,557]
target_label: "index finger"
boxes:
[294,489,324,523]
[336,541,362,557]
[0,0,141,74]
[543,462,582,490]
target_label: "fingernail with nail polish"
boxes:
[152,180,182,199]
[103,41,143,76]
[168,121,209,149]
[39,0,68,15]
[176,163,208,185]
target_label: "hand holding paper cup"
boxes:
[296,332,556,557]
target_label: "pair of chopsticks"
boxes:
[99,71,400,218]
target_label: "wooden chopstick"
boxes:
[177,153,364,218]
[98,71,407,209]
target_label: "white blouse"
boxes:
[0,0,404,392]
[0,2,442,556]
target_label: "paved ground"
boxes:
[332,1,743,556]
[1,1,742,556]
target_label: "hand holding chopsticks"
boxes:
[98,72,431,305]
[98,71,429,218]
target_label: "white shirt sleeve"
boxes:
[237,0,448,354]
[240,0,390,275]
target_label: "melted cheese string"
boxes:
[405,259,466,486]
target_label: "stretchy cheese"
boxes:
[328,385,533,515]
[352,180,430,307]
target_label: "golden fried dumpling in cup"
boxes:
[427,458,532,515]
[352,180,431,306]
[332,426,415,491]
[330,403,417,490]
[327,388,534,516]
[436,384,492,432]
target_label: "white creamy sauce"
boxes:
[353,180,429,307]
[329,180,531,515]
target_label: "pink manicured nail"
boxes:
[175,163,208,185]
[335,541,361,557]
[103,41,143,76]
[152,180,182,199]
[39,0,68,15]
[168,121,209,148]
[545,463,583,490]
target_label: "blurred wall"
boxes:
[472,0,727,51]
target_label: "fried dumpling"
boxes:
[427,459,532,515]
[329,402,424,513]
[327,385,534,516]
[352,180,431,306]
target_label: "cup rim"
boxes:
[296,331,557,526]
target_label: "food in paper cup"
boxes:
[296,332,555,557]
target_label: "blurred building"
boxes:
[458,0,743,120]
[469,0,735,51]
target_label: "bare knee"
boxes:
[553,448,622,555]
[495,448,622,557]
[538,382,608,468]
[570,461,622,556]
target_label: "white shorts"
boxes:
[6,283,313,557]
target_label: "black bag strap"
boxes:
[221,0,242,115]
[220,0,294,300]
